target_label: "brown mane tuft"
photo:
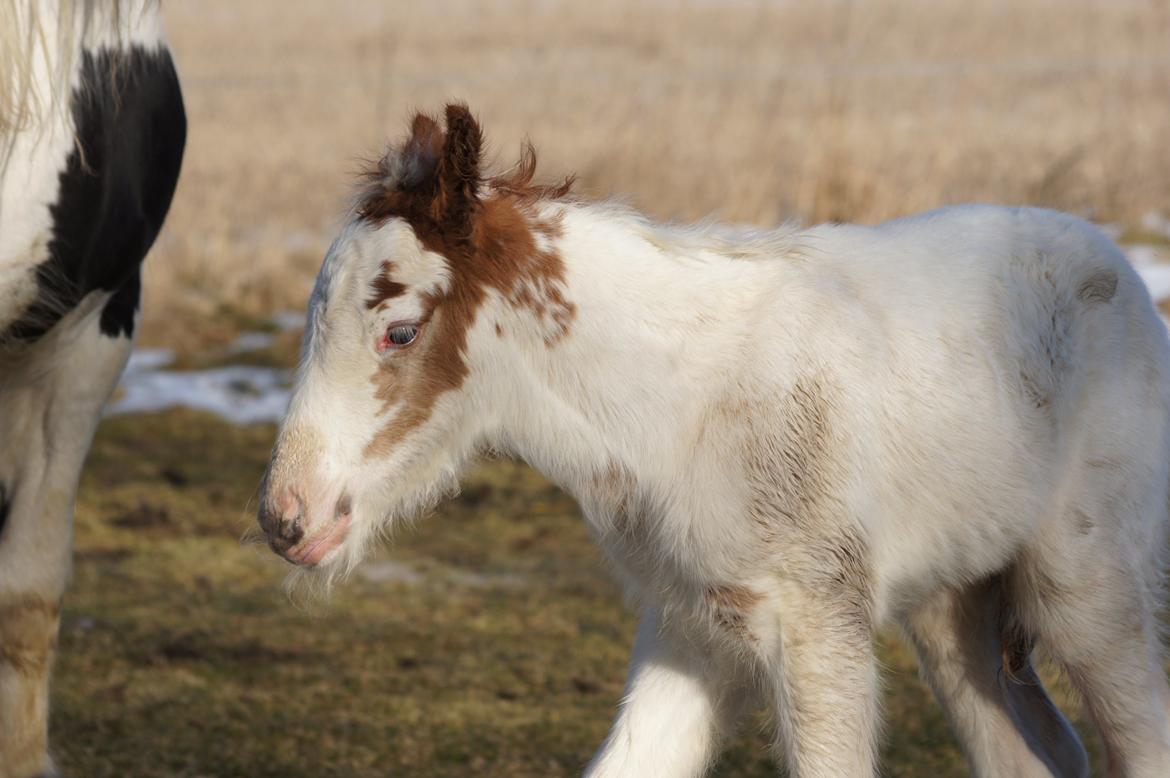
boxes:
[355,106,573,230]
[489,141,575,203]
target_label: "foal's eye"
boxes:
[382,323,420,350]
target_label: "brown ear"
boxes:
[434,103,483,246]
[399,113,444,191]
[356,112,443,222]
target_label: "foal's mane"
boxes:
[487,141,575,204]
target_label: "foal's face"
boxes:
[258,218,462,569]
[257,104,572,575]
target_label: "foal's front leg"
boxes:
[586,608,748,778]
[762,581,879,778]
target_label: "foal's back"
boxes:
[757,205,1170,598]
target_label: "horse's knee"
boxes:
[0,594,60,778]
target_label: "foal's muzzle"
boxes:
[257,486,306,555]
[258,486,353,567]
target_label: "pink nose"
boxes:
[275,489,299,518]
[258,485,305,554]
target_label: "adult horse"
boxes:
[259,105,1170,776]
[0,2,184,775]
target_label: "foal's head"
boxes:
[257,104,573,575]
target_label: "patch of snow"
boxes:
[271,310,306,332]
[107,364,292,425]
[122,347,175,375]
[227,331,275,354]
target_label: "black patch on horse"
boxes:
[3,46,186,341]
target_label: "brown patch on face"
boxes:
[1076,269,1118,305]
[356,104,577,458]
[366,261,407,309]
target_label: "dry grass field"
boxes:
[147,0,1170,349]
[57,395,1102,777]
[48,0,1170,775]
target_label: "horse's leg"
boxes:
[759,581,879,778]
[585,607,752,778]
[0,296,136,778]
[901,576,1087,777]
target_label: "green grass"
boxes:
[54,408,1115,776]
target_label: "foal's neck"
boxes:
[496,201,782,503]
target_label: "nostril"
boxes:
[280,518,304,545]
[259,486,306,548]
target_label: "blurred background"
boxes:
[142,0,1170,349]
[60,1,1170,776]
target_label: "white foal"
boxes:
[259,104,1170,777]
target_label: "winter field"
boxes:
[54,0,1170,775]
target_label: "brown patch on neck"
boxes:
[357,107,576,459]
[706,584,763,641]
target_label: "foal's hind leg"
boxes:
[902,576,1087,777]
[1014,513,1170,776]
[0,304,135,778]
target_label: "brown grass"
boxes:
[59,407,1111,776]
[144,0,1170,349]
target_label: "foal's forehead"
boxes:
[320,217,450,305]
[327,219,411,277]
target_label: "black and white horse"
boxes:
[0,3,184,775]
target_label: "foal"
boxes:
[259,104,1170,777]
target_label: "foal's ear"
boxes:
[434,103,483,245]
[399,113,444,190]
